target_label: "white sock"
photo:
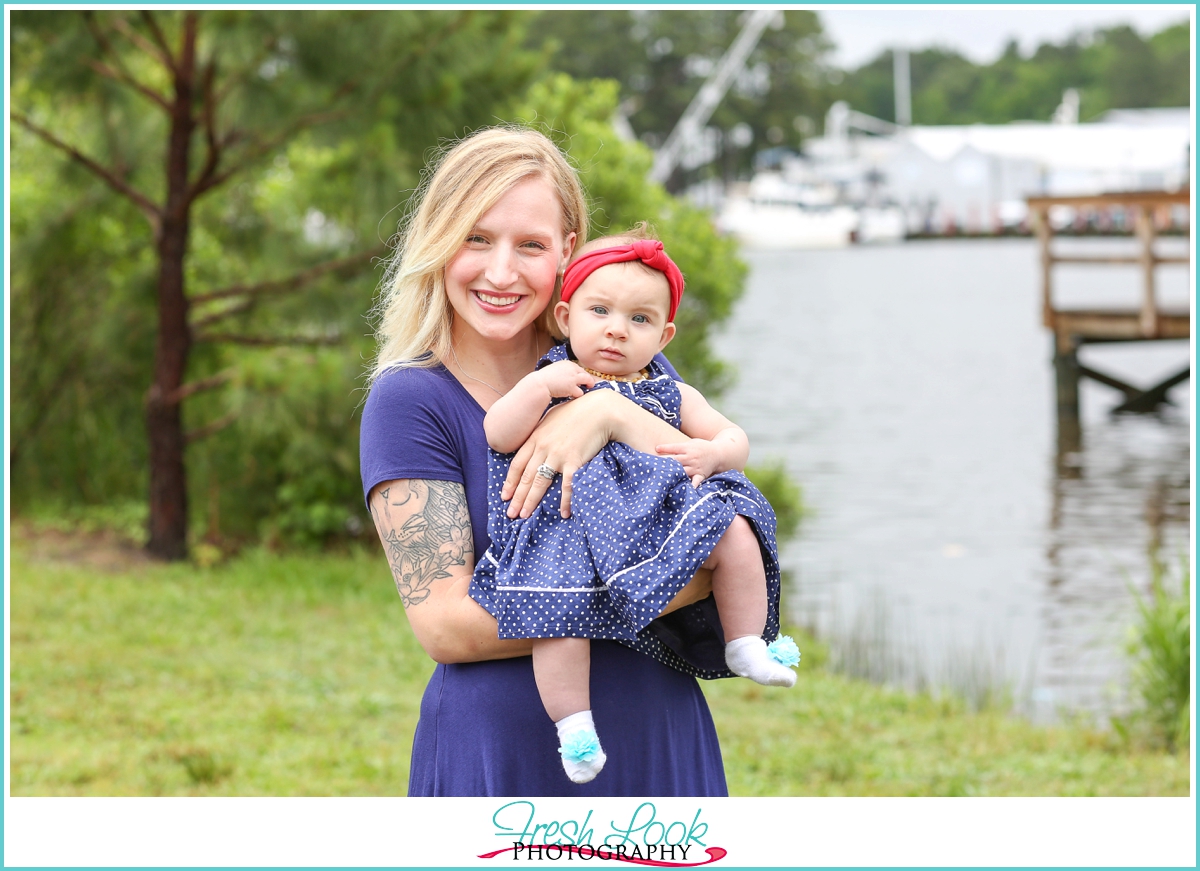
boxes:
[725,635,797,687]
[555,710,607,784]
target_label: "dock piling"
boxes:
[1028,189,1190,425]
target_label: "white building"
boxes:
[798,104,1191,233]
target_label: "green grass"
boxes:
[9,531,1190,796]
[703,657,1188,796]
[10,540,431,795]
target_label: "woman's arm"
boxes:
[501,386,686,519]
[369,477,715,662]
[368,478,532,663]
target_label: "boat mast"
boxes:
[893,48,912,127]
[649,9,783,185]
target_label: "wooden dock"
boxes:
[1027,190,1190,448]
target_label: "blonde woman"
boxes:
[362,127,754,795]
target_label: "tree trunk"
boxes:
[146,16,197,561]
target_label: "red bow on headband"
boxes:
[560,240,685,321]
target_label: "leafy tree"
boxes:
[1148,23,1190,108]
[527,9,836,186]
[12,11,756,559]
[834,22,1189,125]
[10,10,541,558]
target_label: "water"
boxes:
[712,237,1191,721]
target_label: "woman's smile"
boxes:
[473,290,524,311]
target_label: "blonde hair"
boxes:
[371,126,589,382]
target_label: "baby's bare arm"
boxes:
[484,361,595,453]
[657,383,750,484]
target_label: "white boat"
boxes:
[717,198,861,249]
[716,172,907,249]
[716,173,860,249]
[855,204,908,244]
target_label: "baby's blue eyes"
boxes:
[589,306,651,324]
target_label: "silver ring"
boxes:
[536,463,557,480]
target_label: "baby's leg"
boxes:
[532,637,607,784]
[704,515,796,687]
[705,515,768,640]
[533,637,591,721]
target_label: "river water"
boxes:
[712,237,1192,721]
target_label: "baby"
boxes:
[470,228,798,784]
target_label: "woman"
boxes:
[360,126,737,796]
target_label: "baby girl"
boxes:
[470,228,798,783]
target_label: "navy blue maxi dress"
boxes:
[362,355,758,795]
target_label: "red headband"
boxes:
[560,239,685,321]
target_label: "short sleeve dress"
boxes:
[360,356,730,796]
[470,343,782,655]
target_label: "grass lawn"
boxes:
[8,527,1190,796]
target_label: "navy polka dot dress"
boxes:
[470,344,782,650]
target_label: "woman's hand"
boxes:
[502,395,611,520]
[502,388,683,519]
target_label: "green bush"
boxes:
[1114,556,1191,752]
[744,459,804,545]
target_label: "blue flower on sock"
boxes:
[559,730,601,763]
[767,635,801,667]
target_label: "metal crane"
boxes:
[649,9,783,185]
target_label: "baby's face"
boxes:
[554,261,676,376]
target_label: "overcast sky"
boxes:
[817,5,1193,69]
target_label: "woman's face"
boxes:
[445,175,576,347]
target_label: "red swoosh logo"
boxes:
[478,845,727,867]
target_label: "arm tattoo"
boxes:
[369,480,474,607]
